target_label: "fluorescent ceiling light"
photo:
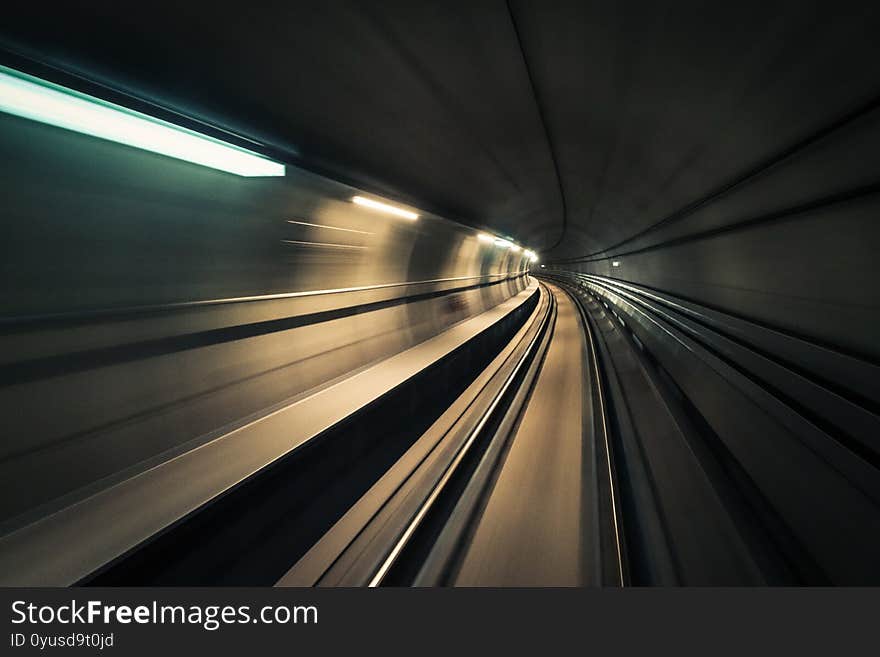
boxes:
[352,195,418,220]
[477,233,494,243]
[494,238,512,248]
[0,65,285,177]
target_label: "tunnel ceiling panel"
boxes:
[3,1,879,260]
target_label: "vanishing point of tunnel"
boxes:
[0,2,878,587]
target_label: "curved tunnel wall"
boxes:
[550,102,880,362]
[0,111,530,528]
[541,109,880,582]
[1,4,878,585]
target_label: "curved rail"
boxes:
[369,283,557,586]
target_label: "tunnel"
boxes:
[0,2,878,587]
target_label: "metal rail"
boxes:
[566,283,627,586]
[368,283,557,586]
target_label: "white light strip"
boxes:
[351,195,419,220]
[281,239,367,250]
[0,65,285,177]
[494,238,512,248]
[286,219,373,235]
[477,233,494,243]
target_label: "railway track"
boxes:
[4,273,879,586]
[74,280,626,587]
[280,282,624,587]
[545,271,880,585]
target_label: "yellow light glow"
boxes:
[352,196,419,220]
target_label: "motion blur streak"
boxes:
[286,219,374,235]
[0,65,285,177]
[0,1,879,586]
[351,195,419,220]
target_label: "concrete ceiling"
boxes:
[3,0,880,260]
